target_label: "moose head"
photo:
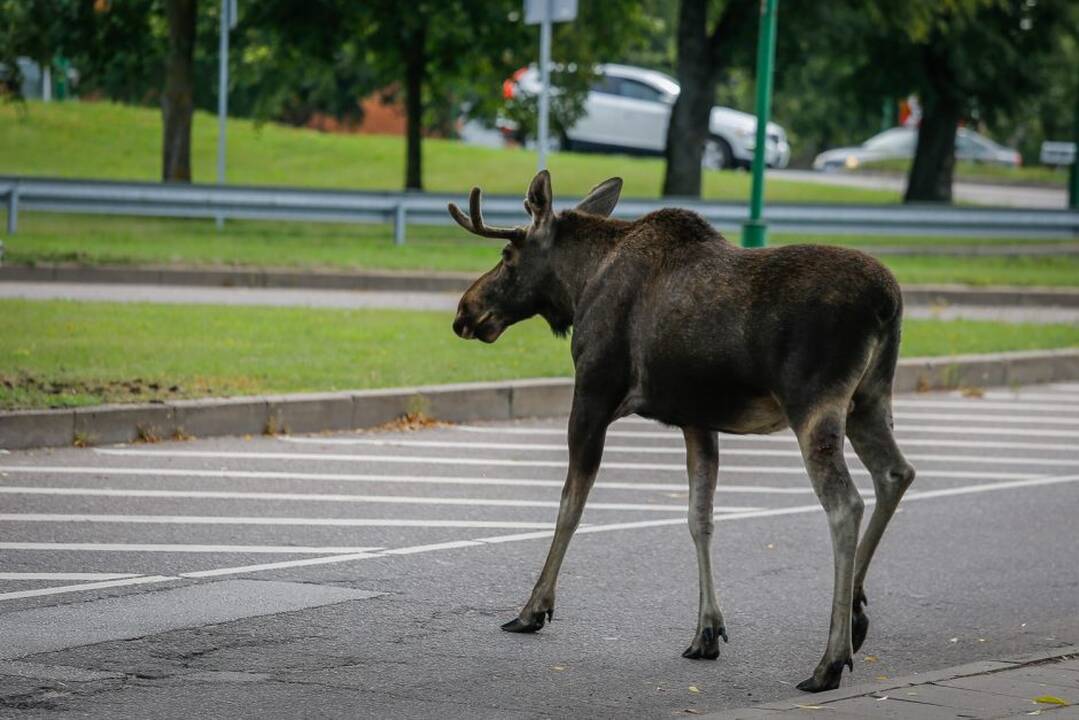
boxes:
[448,170,623,343]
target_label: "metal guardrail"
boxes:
[1,176,1077,241]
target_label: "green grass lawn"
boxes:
[6,213,1078,285]
[0,100,899,203]
[3,299,1078,410]
[859,159,1069,187]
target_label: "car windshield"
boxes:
[863,129,916,152]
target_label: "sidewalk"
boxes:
[704,647,1078,719]
[3,282,1079,325]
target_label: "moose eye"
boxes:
[501,246,514,264]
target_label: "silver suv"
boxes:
[501,63,791,170]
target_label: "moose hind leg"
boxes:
[846,395,916,653]
[681,427,727,660]
[794,408,865,693]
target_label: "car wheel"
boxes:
[702,137,733,171]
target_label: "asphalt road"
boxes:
[1,384,1078,718]
[772,169,1069,209]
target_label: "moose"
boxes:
[448,170,916,692]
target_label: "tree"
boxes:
[662,0,756,198]
[161,0,196,182]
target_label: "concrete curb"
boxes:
[5,264,1079,308]
[698,644,1079,719]
[2,350,1077,451]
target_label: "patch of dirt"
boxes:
[0,373,185,409]
[369,412,450,433]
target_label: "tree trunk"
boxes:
[662,0,754,197]
[402,19,427,191]
[662,0,714,197]
[162,0,196,183]
[904,48,962,203]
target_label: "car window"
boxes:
[864,129,915,152]
[616,78,663,103]
[590,74,621,96]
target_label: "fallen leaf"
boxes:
[876,675,889,681]
[1033,696,1070,706]
[551,665,566,672]
[949,637,959,643]
[864,655,879,663]
[688,686,700,694]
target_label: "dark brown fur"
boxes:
[449,172,916,693]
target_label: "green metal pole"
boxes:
[742,0,779,249]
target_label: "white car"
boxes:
[501,63,791,170]
[812,127,1022,171]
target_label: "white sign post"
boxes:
[524,0,577,171]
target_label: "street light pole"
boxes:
[216,0,235,229]
[537,0,552,171]
[742,0,778,249]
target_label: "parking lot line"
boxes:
[179,552,382,579]
[0,573,142,581]
[891,398,1079,412]
[0,485,742,513]
[0,542,384,554]
[89,448,1054,476]
[618,411,1079,426]
[278,434,1079,453]
[0,576,177,602]
[276,436,1079,465]
[0,514,560,529]
[0,465,813,494]
[455,424,1079,440]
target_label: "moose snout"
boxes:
[452,311,475,340]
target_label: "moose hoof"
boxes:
[852,609,869,654]
[500,609,551,634]
[681,625,728,660]
[796,658,852,693]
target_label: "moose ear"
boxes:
[575,177,623,218]
[525,169,553,221]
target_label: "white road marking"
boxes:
[0,485,753,513]
[180,470,1079,570]
[4,471,1078,603]
[974,392,1079,404]
[278,435,1079,458]
[891,398,1079,413]
[0,542,384,554]
[0,573,141,581]
[88,448,1066,475]
[179,552,381,578]
[456,424,1079,440]
[618,411,1079,426]
[0,575,176,602]
[0,514,560,530]
[0,466,814,494]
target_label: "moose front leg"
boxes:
[501,399,610,633]
[794,409,865,693]
[681,427,727,659]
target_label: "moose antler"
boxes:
[447,187,526,241]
